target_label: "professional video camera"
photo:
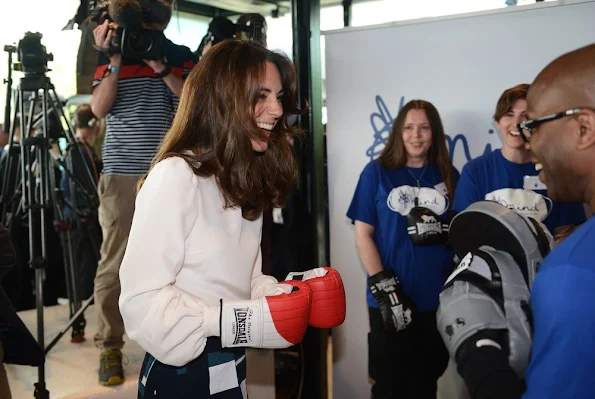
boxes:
[89,0,172,60]
[13,32,54,77]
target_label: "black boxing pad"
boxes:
[449,201,552,288]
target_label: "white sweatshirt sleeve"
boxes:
[118,157,220,367]
[250,248,279,299]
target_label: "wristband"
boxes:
[103,64,120,79]
[155,63,172,79]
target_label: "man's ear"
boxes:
[576,109,595,150]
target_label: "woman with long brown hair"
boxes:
[347,100,459,398]
[117,40,310,398]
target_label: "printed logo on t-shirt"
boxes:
[485,188,552,221]
[387,185,448,216]
[434,182,448,197]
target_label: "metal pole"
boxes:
[291,0,330,397]
[342,0,352,27]
[292,0,327,270]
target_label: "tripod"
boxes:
[1,54,100,397]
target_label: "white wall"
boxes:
[0,0,81,115]
[324,1,595,398]
[0,0,554,119]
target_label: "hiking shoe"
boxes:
[99,349,125,386]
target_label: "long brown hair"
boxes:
[140,40,305,220]
[377,99,456,202]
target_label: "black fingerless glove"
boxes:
[367,269,416,332]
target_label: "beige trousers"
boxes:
[93,175,139,350]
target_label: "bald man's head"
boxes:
[525,43,595,208]
[527,43,595,117]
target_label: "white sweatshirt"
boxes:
[118,157,278,366]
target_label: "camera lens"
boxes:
[127,30,153,54]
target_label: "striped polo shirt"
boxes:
[93,38,196,176]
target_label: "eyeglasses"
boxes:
[517,108,582,143]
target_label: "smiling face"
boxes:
[251,61,283,152]
[525,88,578,202]
[402,109,432,166]
[497,99,528,151]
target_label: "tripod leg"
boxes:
[45,296,94,355]
[37,89,52,399]
[52,176,86,344]
[19,88,49,398]
[83,218,101,265]
[0,90,22,227]
[56,224,87,341]
[59,229,74,313]
[65,228,86,342]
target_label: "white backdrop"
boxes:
[324,1,595,398]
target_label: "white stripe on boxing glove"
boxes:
[205,280,312,349]
[259,283,294,297]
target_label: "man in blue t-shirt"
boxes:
[453,43,595,399]
[520,43,595,399]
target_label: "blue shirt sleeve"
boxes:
[452,162,481,213]
[346,162,379,227]
[523,264,595,399]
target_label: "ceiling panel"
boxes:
[184,0,287,15]
[181,0,357,17]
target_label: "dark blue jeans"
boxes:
[138,338,247,398]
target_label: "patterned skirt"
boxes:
[138,338,247,398]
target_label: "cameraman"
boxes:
[90,1,196,386]
[195,16,236,59]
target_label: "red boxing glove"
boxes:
[209,280,312,349]
[285,267,346,329]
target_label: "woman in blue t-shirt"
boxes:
[452,84,586,233]
[347,99,459,399]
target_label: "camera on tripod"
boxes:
[89,0,171,60]
[12,32,54,77]
[2,31,102,398]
